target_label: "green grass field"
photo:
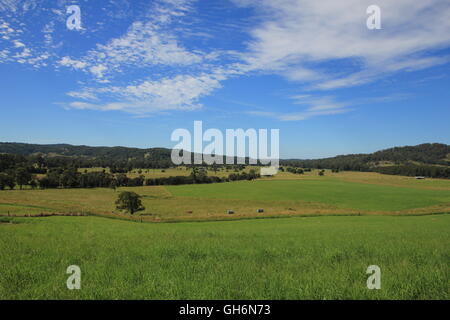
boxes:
[1,171,449,300]
[168,179,450,211]
[1,171,450,221]
[1,214,448,299]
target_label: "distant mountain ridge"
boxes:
[0,142,449,165]
[0,142,171,159]
[282,143,450,167]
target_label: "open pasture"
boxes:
[1,171,449,300]
[0,171,449,221]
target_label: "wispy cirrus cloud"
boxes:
[247,95,350,121]
[233,0,450,90]
[246,92,411,121]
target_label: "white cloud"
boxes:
[0,49,8,60]
[90,21,203,67]
[0,0,37,13]
[247,94,350,121]
[66,72,223,114]
[234,0,450,89]
[58,56,87,70]
[67,89,98,101]
[0,0,19,12]
[56,0,205,82]
[14,47,30,58]
[57,0,232,114]
[67,101,97,110]
[89,64,107,78]
[13,40,24,47]
[0,16,52,67]
[291,95,345,112]
[277,108,350,121]
[248,91,413,121]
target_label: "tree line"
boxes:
[0,165,261,190]
[374,164,450,179]
[146,169,260,186]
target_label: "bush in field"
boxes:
[115,191,145,215]
[286,167,304,175]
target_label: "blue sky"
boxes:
[1,0,449,158]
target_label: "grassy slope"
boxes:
[0,215,448,299]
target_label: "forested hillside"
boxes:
[1,142,449,179]
[281,143,450,178]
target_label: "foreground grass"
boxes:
[1,215,449,299]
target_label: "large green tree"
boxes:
[115,191,145,215]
